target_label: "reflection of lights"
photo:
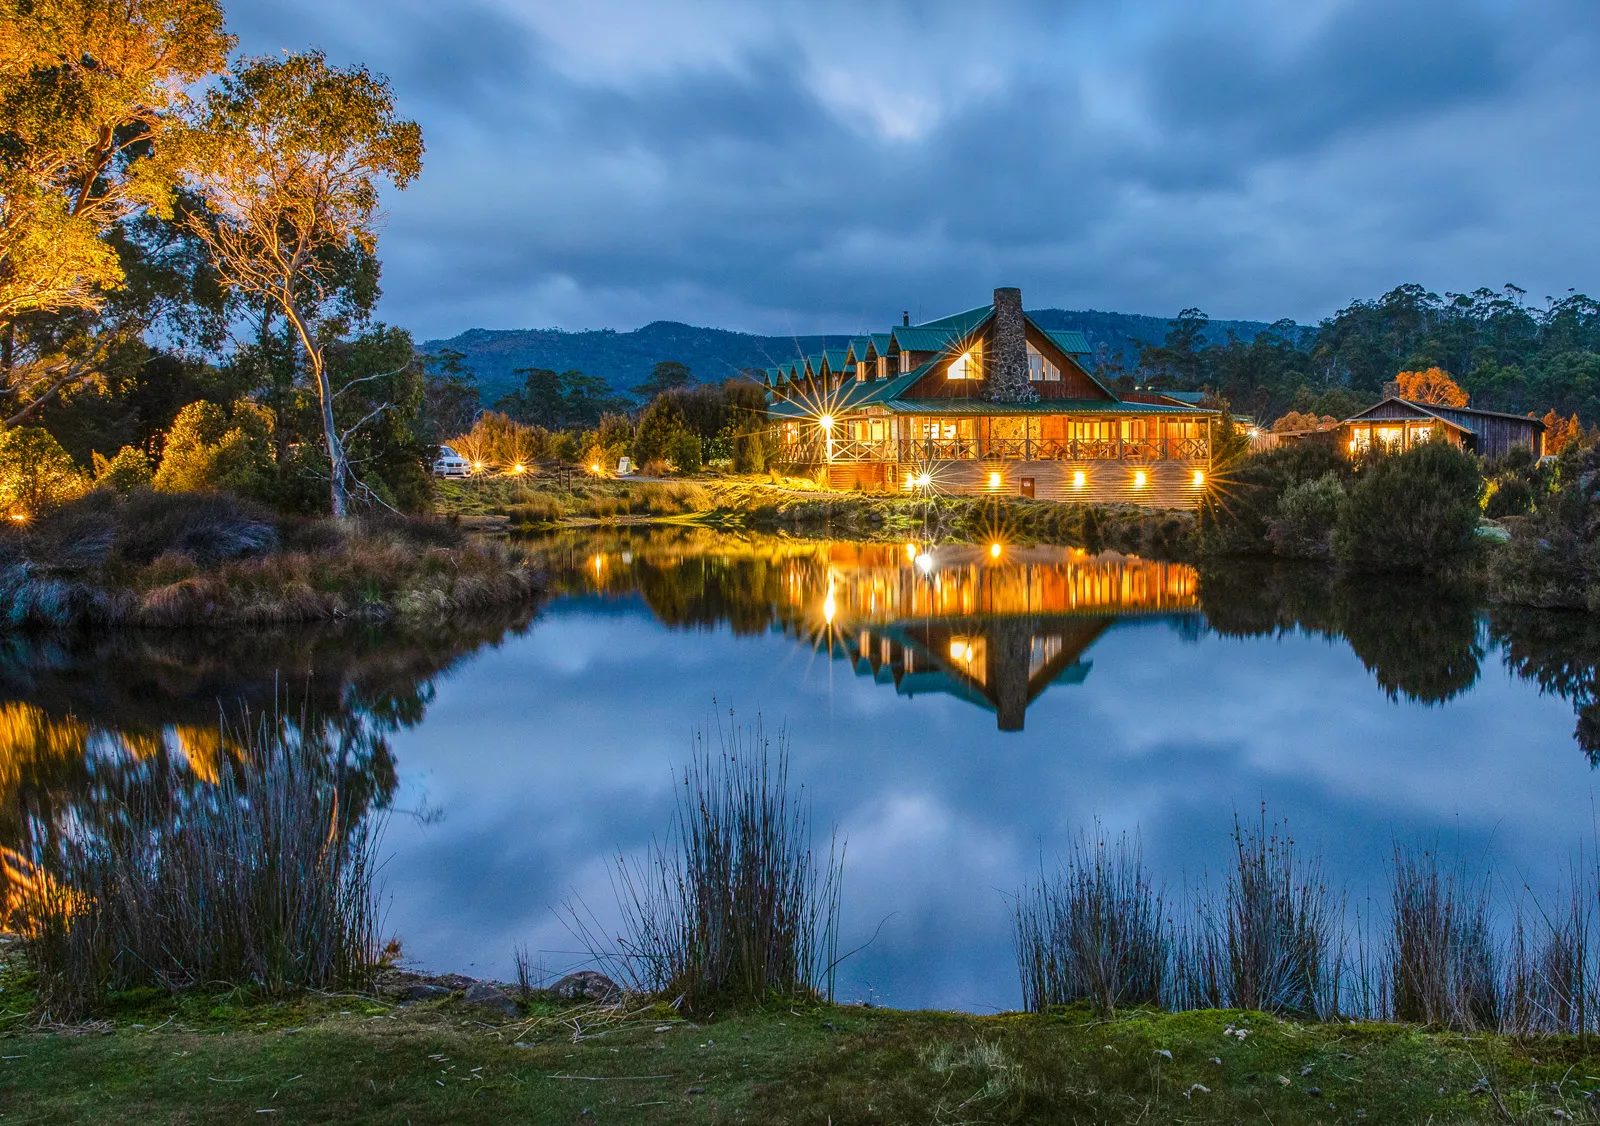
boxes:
[989,542,1002,558]
[949,639,973,661]
[987,472,1001,489]
[1133,470,1147,488]
[822,582,836,624]
[818,414,834,431]
[1192,470,1205,487]
[591,555,604,573]
[904,542,917,560]
[1072,471,1085,489]
[915,552,934,574]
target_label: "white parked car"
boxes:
[433,445,471,478]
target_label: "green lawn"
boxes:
[4,988,1598,1124]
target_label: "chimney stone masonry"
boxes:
[984,287,1037,404]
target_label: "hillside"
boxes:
[423,310,1285,402]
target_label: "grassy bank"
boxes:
[2,961,1596,1124]
[0,490,540,628]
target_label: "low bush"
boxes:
[1266,473,1345,559]
[1198,443,1350,556]
[1333,442,1483,574]
[91,446,154,493]
[0,426,89,516]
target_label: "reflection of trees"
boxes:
[1488,607,1600,762]
[0,608,538,885]
[1198,562,1483,705]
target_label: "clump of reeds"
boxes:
[1014,829,1165,1015]
[1389,844,1498,1029]
[15,709,382,1017]
[583,715,843,1014]
[1171,813,1339,1017]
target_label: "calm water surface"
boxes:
[6,528,1600,1012]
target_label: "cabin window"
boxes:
[899,351,911,374]
[1027,343,1061,382]
[877,356,888,380]
[948,347,983,381]
[856,362,868,383]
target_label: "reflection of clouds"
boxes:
[383,600,1589,1011]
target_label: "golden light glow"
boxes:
[1072,471,1085,489]
[822,581,836,624]
[818,414,834,431]
[987,472,1001,489]
[589,463,601,474]
[989,542,1002,558]
[915,473,932,488]
[905,542,917,560]
[1192,470,1205,487]
[7,513,25,523]
[949,638,973,660]
[512,463,524,474]
[473,461,484,471]
[1133,470,1147,487]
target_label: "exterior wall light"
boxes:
[1133,470,1147,488]
[818,414,834,431]
[916,473,932,487]
[1192,470,1205,487]
[589,463,601,474]
[1072,471,1085,489]
[989,542,1002,558]
[987,472,1001,489]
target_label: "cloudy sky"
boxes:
[228,0,1600,339]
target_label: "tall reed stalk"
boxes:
[1172,813,1340,1017]
[1014,829,1165,1015]
[15,710,381,1017]
[591,716,843,1015]
[1389,845,1498,1030]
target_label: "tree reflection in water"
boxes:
[0,608,540,925]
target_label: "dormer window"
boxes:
[876,356,887,380]
[856,361,868,383]
[948,346,983,381]
[898,351,910,374]
[1028,342,1060,382]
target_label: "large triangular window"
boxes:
[1028,342,1061,382]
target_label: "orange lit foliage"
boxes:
[1543,410,1585,455]
[1271,411,1339,434]
[1395,368,1469,408]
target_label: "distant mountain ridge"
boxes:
[424,310,1285,402]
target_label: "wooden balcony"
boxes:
[780,436,1211,464]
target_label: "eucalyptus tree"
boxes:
[169,52,423,517]
[0,0,232,421]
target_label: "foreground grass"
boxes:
[5,983,1599,1123]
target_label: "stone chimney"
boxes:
[902,311,910,326]
[1383,380,1401,399]
[984,286,1037,403]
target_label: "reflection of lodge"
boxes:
[565,536,1199,731]
[808,545,1197,731]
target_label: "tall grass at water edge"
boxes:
[8,709,382,1018]
[1017,817,1600,1035]
[570,716,843,1015]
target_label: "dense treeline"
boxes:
[1129,283,1600,427]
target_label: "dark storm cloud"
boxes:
[224,0,1600,337]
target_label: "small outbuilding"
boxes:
[1337,398,1544,460]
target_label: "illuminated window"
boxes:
[949,351,979,380]
[899,351,911,374]
[1027,343,1061,382]
[876,355,887,380]
[856,362,868,383]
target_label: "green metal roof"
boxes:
[870,333,893,355]
[892,326,963,352]
[916,304,994,337]
[1040,328,1091,356]
[882,397,1217,415]
[845,338,871,364]
[822,348,849,371]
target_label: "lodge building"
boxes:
[764,287,1219,509]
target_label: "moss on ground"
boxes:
[4,968,1599,1124]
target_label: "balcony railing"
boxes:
[778,435,1211,463]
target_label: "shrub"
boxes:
[152,401,275,497]
[1198,443,1349,555]
[633,399,686,468]
[1266,473,1345,559]
[1483,476,1534,519]
[0,427,89,516]
[668,430,703,474]
[91,446,154,493]
[1333,442,1484,574]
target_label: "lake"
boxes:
[4,527,1600,1013]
